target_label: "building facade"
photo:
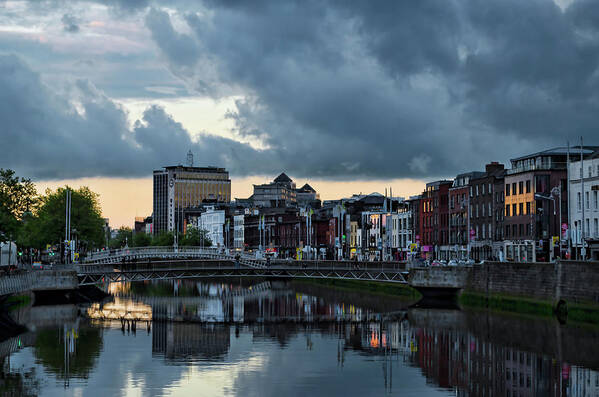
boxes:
[469,162,506,261]
[199,207,226,248]
[153,165,231,234]
[253,173,297,208]
[419,181,452,260]
[503,149,570,262]
[569,150,599,260]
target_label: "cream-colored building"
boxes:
[153,165,231,234]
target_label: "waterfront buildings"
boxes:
[144,145,599,262]
[503,148,570,262]
[419,180,451,260]
[569,149,599,260]
[153,164,231,234]
[469,162,506,261]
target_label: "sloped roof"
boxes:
[274,172,292,183]
[299,183,315,192]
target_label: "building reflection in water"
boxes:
[81,281,599,396]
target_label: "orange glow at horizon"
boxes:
[35,175,425,229]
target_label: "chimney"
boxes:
[485,162,504,173]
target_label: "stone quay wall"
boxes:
[466,260,599,305]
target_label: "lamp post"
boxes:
[535,186,562,261]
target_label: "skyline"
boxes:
[35,174,426,229]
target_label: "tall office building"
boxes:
[153,165,231,234]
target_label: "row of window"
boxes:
[469,183,493,197]
[577,191,599,211]
[505,223,532,238]
[578,164,599,178]
[505,180,531,196]
[469,202,494,218]
[575,218,599,237]
[505,202,532,217]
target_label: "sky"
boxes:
[1,0,598,228]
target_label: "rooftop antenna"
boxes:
[186,150,194,167]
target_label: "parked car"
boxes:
[32,262,44,270]
[448,259,458,267]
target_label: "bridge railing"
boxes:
[86,246,223,262]
[76,258,407,275]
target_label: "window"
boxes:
[519,202,524,215]
[476,204,479,218]
[505,225,510,237]
[482,204,485,217]
[512,224,517,236]
[589,166,593,178]
[578,192,582,211]
[506,205,510,217]
[595,191,598,210]
[595,218,598,237]
[489,183,492,194]
[476,225,479,239]
[526,180,531,193]
[586,192,590,209]
[488,202,491,216]
[476,185,479,196]
[482,224,486,239]
[526,202,531,215]
[526,223,531,236]
[506,184,510,196]
[519,181,523,195]
[470,186,473,197]
[489,223,492,239]
[587,218,590,235]
[482,184,486,195]
[512,183,517,196]
[580,167,583,178]
[512,203,517,216]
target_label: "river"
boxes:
[0,279,598,396]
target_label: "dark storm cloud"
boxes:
[61,13,80,33]
[0,54,271,179]
[145,8,200,67]
[141,0,599,179]
[4,0,599,180]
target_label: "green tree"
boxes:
[180,227,212,247]
[0,169,38,243]
[151,231,174,246]
[132,231,152,247]
[108,227,132,249]
[20,187,105,250]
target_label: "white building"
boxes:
[569,152,599,260]
[199,207,225,248]
[233,214,245,250]
[396,210,413,260]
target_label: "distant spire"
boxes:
[186,150,194,167]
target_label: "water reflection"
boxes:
[0,280,598,396]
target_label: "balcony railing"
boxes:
[506,162,564,175]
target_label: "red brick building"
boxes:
[419,180,452,259]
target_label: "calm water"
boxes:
[1,280,598,396]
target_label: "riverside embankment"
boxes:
[461,260,599,322]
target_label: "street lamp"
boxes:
[535,186,562,261]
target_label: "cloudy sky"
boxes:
[1,0,598,226]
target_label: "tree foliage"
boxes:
[180,227,211,247]
[20,187,105,250]
[108,227,132,249]
[132,231,152,247]
[0,169,38,242]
